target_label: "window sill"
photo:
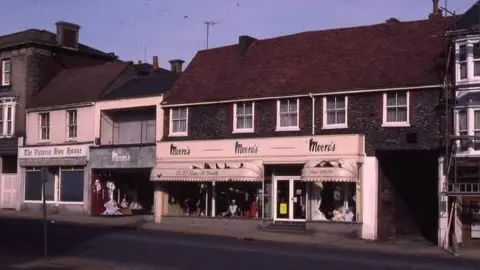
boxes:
[232,129,254,134]
[169,132,188,137]
[65,138,78,142]
[275,127,300,132]
[381,122,410,128]
[24,200,84,205]
[322,124,348,130]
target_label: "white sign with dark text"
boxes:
[19,145,89,159]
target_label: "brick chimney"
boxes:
[55,21,80,50]
[238,35,256,56]
[169,59,185,73]
[152,56,159,69]
[429,0,443,18]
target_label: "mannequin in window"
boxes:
[228,199,240,217]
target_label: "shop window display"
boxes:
[214,182,263,218]
[309,182,357,222]
[166,182,212,216]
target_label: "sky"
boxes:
[0,0,476,69]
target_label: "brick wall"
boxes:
[163,88,444,156]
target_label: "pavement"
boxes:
[0,209,479,269]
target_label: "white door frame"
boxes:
[273,175,305,222]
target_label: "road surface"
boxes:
[0,217,478,269]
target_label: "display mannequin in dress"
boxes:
[228,199,239,217]
[311,182,326,220]
[102,181,122,216]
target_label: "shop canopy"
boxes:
[150,160,264,182]
[301,159,358,182]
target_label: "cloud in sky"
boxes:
[0,0,476,68]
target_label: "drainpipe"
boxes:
[309,93,315,135]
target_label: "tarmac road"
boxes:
[0,217,478,270]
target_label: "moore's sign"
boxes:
[19,145,89,159]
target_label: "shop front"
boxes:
[18,144,90,214]
[89,145,156,217]
[152,134,375,238]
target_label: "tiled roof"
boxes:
[0,29,116,59]
[28,61,130,109]
[100,69,179,100]
[164,17,456,105]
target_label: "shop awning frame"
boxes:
[150,160,264,182]
[19,157,88,167]
[301,159,358,182]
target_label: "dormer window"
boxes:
[456,40,480,83]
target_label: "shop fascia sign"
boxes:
[168,140,259,156]
[111,150,132,162]
[19,145,88,159]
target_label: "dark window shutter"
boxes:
[62,29,77,48]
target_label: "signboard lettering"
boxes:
[234,141,258,155]
[21,146,86,159]
[308,138,336,152]
[112,151,131,162]
[175,170,219,177]
[170,143,190,156]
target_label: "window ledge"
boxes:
[232,129,254,134]
[65,138,78,142]
[169,132,188,137]
[275,127,300,132]
[322,124,348,130]
[381,122,410,128]
[38,140,51,144]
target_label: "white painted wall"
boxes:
[361,156,378,240]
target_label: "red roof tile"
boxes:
[28,61,130,108]
[165,17,455,105]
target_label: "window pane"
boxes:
[179,108,187,118]
[179,119,187,132]
[236,104,245,115]
[244,116,253,129]
[459,45,467,61]
[288,100,297,112]
[4,61,10,71]
[279,101,288,113]
[460,63,468,79]
[475,62,480,77]
[60,170,84,202]
[7,107,11,121]
[213,182,262,219]
[474,43,480,59]
[25,171,42,201]
[280,115,288,127]
[327,111,336,125]
[337,110,346,124]
[459,110,467,131]
[397,107,408,122]
[289,114,297,126]
[44,169,55,201]
[336,97,345,109]
[326,98,336,110]
[396,92,407,105]
[244,103,253,115]
[475,111,480,130]
[475,131,480,151]
[386,94,396,106]
[459,131,469,151]
[386,108,396,122]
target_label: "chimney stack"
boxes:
[137,60,142,64]
[169,59,185,73]
[238,35,256,56]
[55,21,80,50]
[432,0,439,16]
[152,56,159,69]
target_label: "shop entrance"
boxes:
[273,176,306,221]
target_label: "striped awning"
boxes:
[19,157,88,167]
[301,159,358,182]
[150,160,263,182]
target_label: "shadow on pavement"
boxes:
[0,216,138,263]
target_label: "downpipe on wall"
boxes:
[309,93,315,135]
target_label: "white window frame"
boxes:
[322,96,348,129]
[1,59,11,86]
[39,112,50,141]
[23,167,84,205]
[66,110,77,140]
[276,98,300,131]
[382,91,410,127]
[456,109,469,152]
[456,39,480,84]
[233,102,255,133]
[169,107,188,137]
[0,99,15,138]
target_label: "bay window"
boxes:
[456,40,480,83]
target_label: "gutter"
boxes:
[26,102,95,113]
[161,84,443,108]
